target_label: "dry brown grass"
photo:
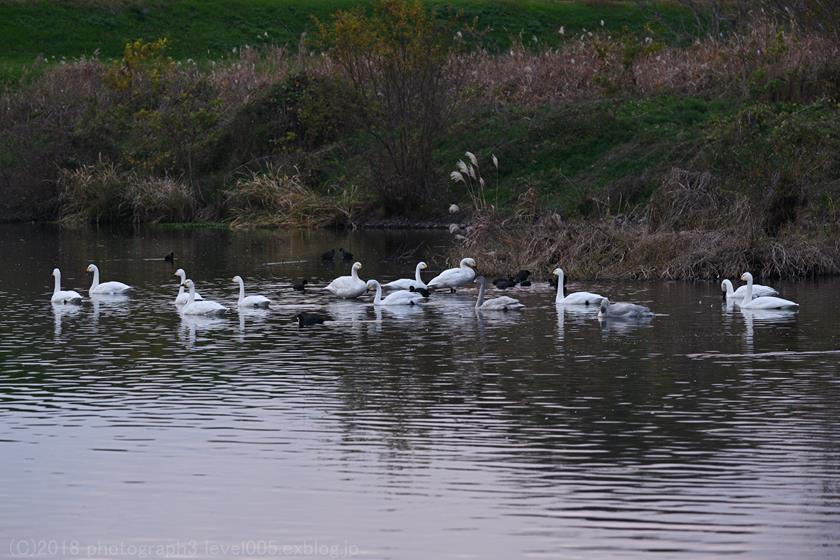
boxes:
[458,166,840,280]
[58,163,197,224]
[225,166,346,228]
[467,20,840,106]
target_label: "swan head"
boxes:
[352,262,363,271]
[418,262,428,270]
[174,268,185,278]
[740,272,753,283]
[460,257,476,268]
[181,279,194,289]
[474,276,486,286]
[599,298,610,313]
[86,264,97,273]
[365,279,380,291]
[552,267,563,277]
[232,275,242,283]
[721,279,732,292]
[52,268,60,277]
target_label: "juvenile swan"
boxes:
[598,298,653,319]
[367,279,425,305]
[553,268,605,305]
[232,275,271,308]
[51,268,83,304]
[739,272,798,309]
[384,262,428,291]
[325,261,366,299]
[474,276,524,311]
[428,258,476,293]
[174,269,204,305]
[721,278,777,300]
[180,279,226,315]
[86,264,131,295]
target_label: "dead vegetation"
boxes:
[459,167,840,280]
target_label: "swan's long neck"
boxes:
[188,282,196,304]
[722,279,733,296]
[372,282,382,305]
[53,271,61,295]
[742,275,753,306]
[236,278,245,303]
[415,264,423,283]
[555,270,565,303]
[351,266,359,281]
[176,271,186,298]
[89,267,99,290]
[475,280,486,308]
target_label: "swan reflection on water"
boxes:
[598,313,654,336]
[236,307,270,334]
[326,301,368,325]
[740,307,798,353]
[91,293,130,330]
[379,304,424,320]
[52,302,82,338]
[179,312,228,347]
[555,302,599,342]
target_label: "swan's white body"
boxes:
[174,269,203,304]
[739,272,798,310]
[325,262,366,299]
[721,278,777,300]
[475,277,524,311]
[86,264,131,295]
[50,268,83,304]
[367,280,424,306]
[553,268,605,305]
[232,275,270,308]
[180,279,227,315]
[598,298,653,319]
[384,262,428,291]
[428,258,476,292]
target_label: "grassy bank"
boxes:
[0,0,695,85]
[2,0,840,278]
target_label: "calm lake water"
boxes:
[1,223,839,559]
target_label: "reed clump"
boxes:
[225,166,351,229]
[59,163,197,224]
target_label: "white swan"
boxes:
[553,268,605,305]
[721,278,777,300]
[325,261,366,299]
[367,279,424,306]
[180,279,227,315]
[598,298,653,319]
[232,275,270,308]
[474,276,524,311]
[384,261,428,291]
[428,258,476,293]
[174,269,204,304]
[51,268,83,304]
[739,272,798,309]
[86,264,131,295]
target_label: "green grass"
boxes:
[437,96,737,216]
[0,0,695,70]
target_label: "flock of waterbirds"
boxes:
[49,250,800,327]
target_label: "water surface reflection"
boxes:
[1,224,839,559]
